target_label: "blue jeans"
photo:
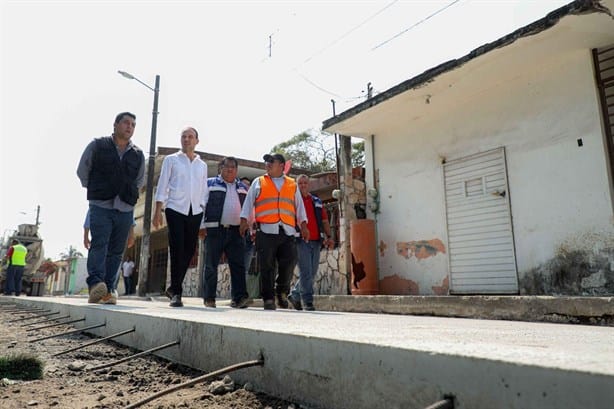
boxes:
[290,240,321,304]
[123,276,132,295]
[4,265,24,295]
[203,226,247,302]
[86,205,133,291]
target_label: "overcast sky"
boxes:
[0,0,569,259]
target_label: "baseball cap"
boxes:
[263,153,285,163]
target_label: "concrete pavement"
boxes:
[1,295,613,409]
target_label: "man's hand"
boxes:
[300,222,310,242]
[152,210,163,229]
[127,228,135,248]
[199,228,207,240]
[239,218,249,237]
[324,237,334,250]
[83,231,90,250]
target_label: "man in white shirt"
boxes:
[153,127,209,307]
[121,256,135,295]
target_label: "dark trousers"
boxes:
[165,207,203,296]
[4,265,24,295]
[256,230,297,301]
[123,276,132,295]
[203,226,247,302]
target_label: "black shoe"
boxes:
[287,294,303,310]
[263,299,276,310]
[204,298,216,308]
[276,292,289,309]
[165,288,173,300]
[304,303,316,311]
[169,295,183,307]
[231,297,249,309]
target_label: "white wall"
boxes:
[369,48,614,294]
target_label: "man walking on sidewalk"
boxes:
[77,112,145,304]
[240,153,309,310]
[153,127,208,308]
[288,175,334,311]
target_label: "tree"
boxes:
[270,129,366,173]
[60,245,83,259]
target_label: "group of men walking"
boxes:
[77,112,333,311]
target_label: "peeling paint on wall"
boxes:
[379,274,419,295]
[520,247,614,295]
[432,276,449,295]
[397,239,446,260]
[379,240,387,257]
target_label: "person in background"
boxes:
[153,127,208,308]
[202,157,250,308]
[288,175,334,311]
[77,112,145,305]
[240,153,309,310]
[121,256,135,295]
[240,176,259,300]
[3,240,27,296]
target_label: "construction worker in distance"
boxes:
[3,239,28,296]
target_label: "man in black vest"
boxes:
[77,112,145,304]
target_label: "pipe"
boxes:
[26,317,85,332]
[124,358,264,409]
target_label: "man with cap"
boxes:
[240,153,309,310]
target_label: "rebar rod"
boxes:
[9,311,58,323]
[2,307,46,313]
[26,317,85,332]
[424,398,454,409]
[88,340,179,372]
[21,315,71,327]
[29,322,106,343]
[124,358,264,409]
[53,327,135,357]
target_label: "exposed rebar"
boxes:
[26,317,85,332]
[124,358,264,409]
[424,398,454,409]
[21,315,71,327]
[29,322,106,343]
[88,340,179,372]
[9,311,59,323]
[53,327,135,357]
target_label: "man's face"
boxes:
[221,161,238,183]
[242,179,251,189]
[181,128,199,152]
[265,159,284,177]
[113,115,136,140]
[297,177,310,196]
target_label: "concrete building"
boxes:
[323,0,614,296]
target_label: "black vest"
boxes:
[87,137,144,206]
[203,176,248,227]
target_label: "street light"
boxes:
[118,70,160,297]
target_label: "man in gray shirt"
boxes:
[77,112,145,304]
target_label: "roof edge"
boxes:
[322,0,609,132]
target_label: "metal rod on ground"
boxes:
[29,322,106,343]
[53,327,136,357]
[2,307,47,313]
[26,317,85,332]
[21,315,71,327]
[424,398,454,409]
[88,340,179,372]
[9,311,59,323]
[124,358,264,409]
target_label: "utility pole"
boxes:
[35,205,40,227]
[269,34,273,58]
[367,82,373,99]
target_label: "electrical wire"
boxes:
[372,0,462,51]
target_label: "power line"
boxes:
[300,0,399,67]
[371,0,462,51]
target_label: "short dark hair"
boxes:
[220,157,238,168]
[114,112,136,125]
[11,239,19,245]
[240,177,251,183]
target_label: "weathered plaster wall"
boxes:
[366,48,614,295]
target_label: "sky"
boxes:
[1,0,570,259]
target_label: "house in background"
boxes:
[323,0,614,296]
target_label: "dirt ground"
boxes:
[0,304,303,409]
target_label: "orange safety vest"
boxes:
[255,175,297,227]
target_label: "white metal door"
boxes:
[444,147,518,294]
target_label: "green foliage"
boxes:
[0,353,44,380]
[60,245,83,259]
[270,130,366,173]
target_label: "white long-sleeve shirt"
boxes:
[154,151,209,216]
